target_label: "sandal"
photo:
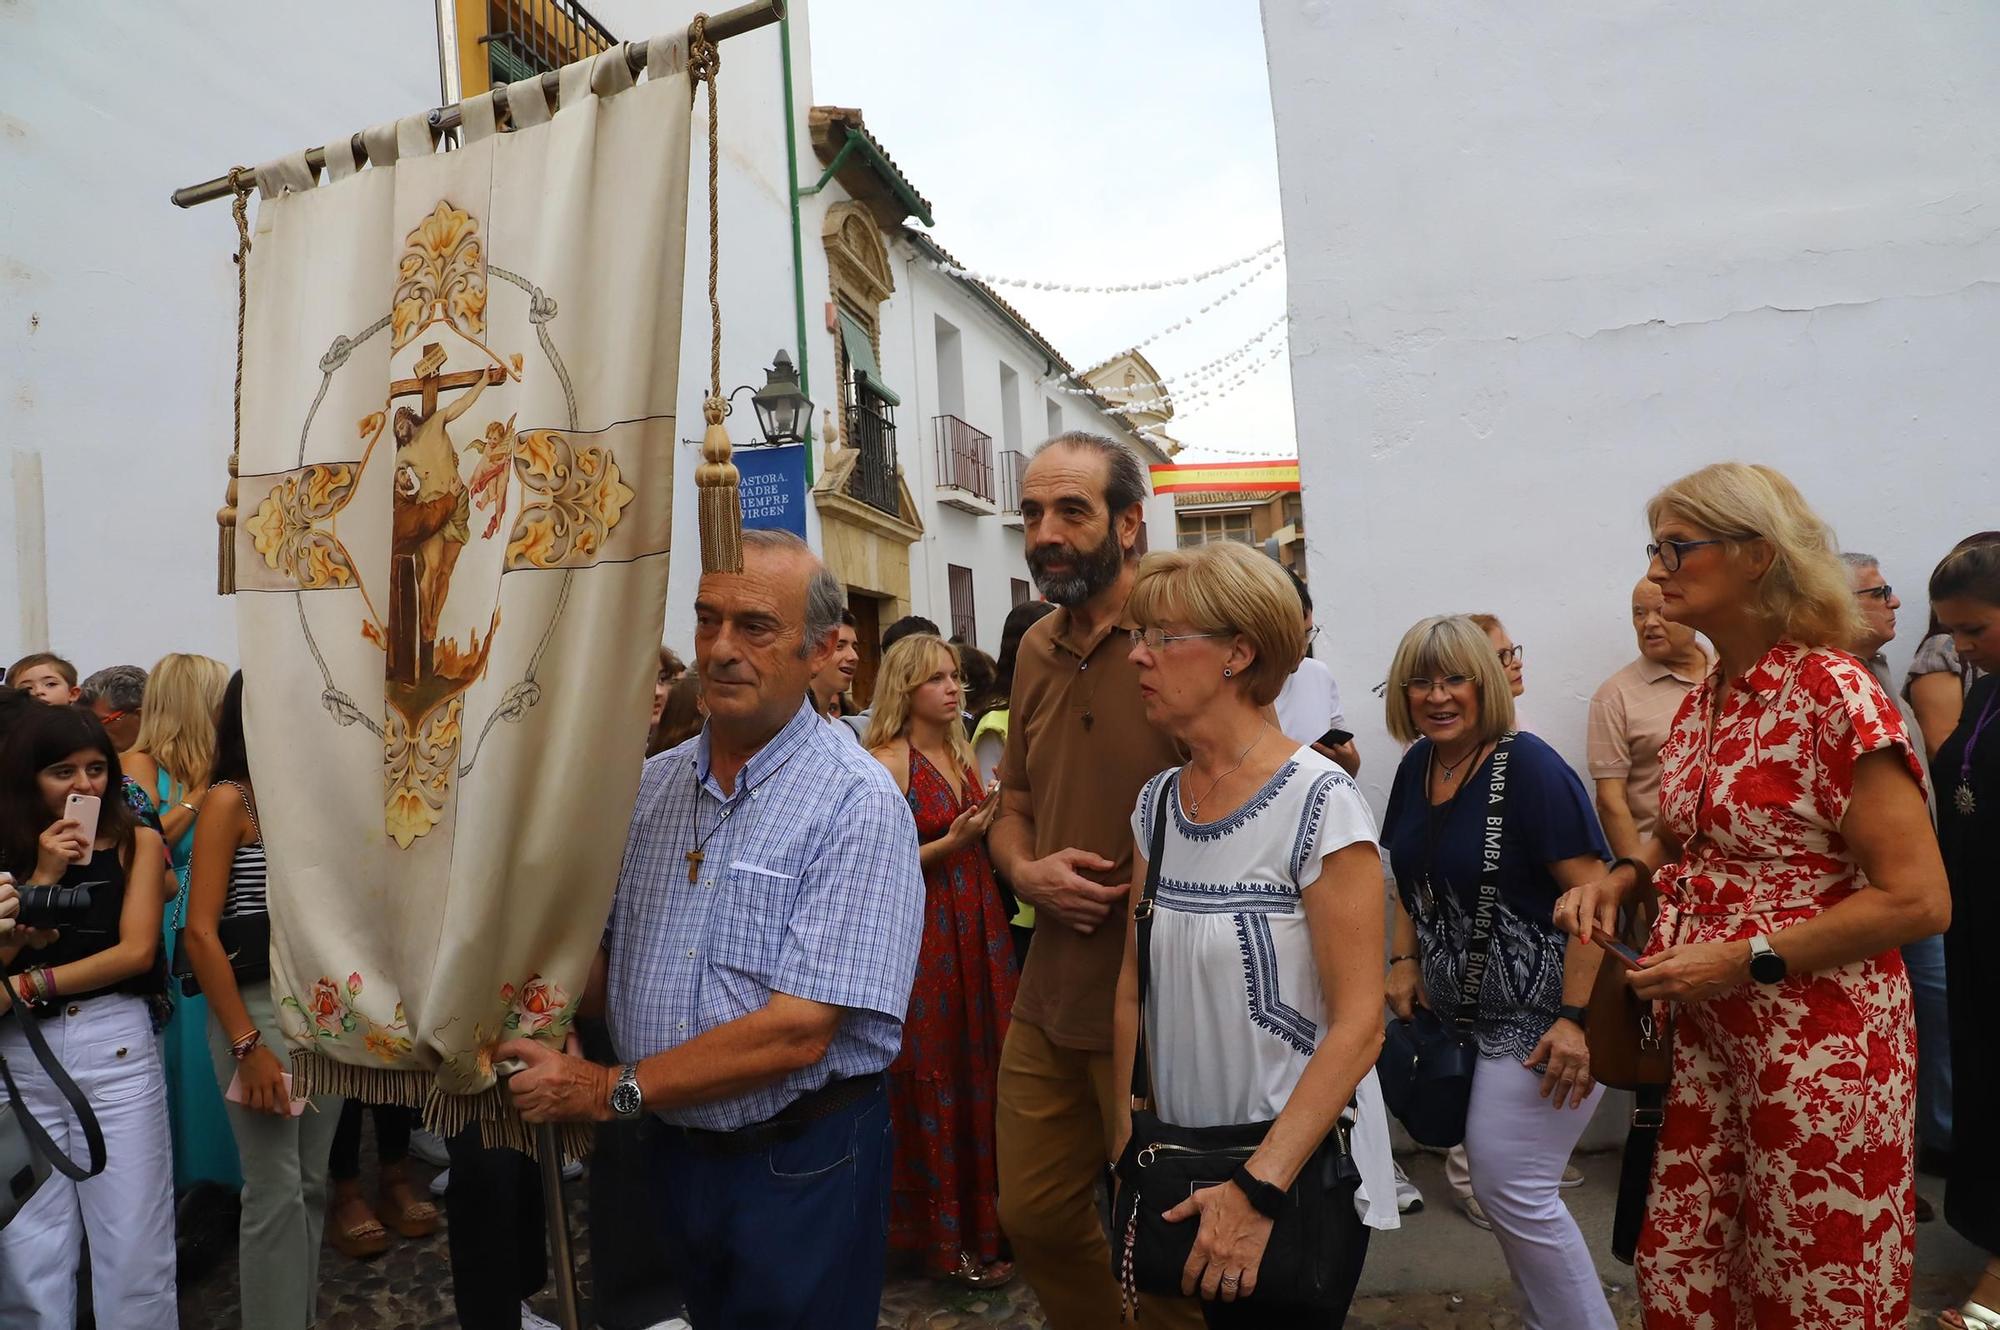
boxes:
[382,1171,441,1240]
[1941,1303,2000,1330]
[329,1187,390,1260]
[949,1252,1015,1289]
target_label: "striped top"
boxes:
[222,841,268,919]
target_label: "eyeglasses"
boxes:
[1127,627,1227,652]
[1854,585,1895,603]
[1496,645,1524,665]
[1403,674,1476,696]
[95,707,133,724]
[1646,538,1726,572]
[1304,624,1322,649]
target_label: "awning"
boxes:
[837,310,901,407]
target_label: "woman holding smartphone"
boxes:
[185,672,343,1328]
[0,703,176,1327]
[866,633,1019,1287]
[1555,463,1948,1328]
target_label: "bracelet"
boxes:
[33,967,55,1006]
[178,801,199,814]
[1609,856,1651,887]
[1388,953,1419,967]
[229,1029,262,1061]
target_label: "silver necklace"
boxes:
[1434,739,1482,782]
[1186,724,1268,820]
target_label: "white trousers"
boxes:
[0,993,178,1329]
[1462,1055,1614,1330]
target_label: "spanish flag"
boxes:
[1148,458,1301,494]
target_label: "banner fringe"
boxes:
[290,1052,592,1162]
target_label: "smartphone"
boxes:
[1317,728,1354,750]
[64,793,101,867]
[1591,927,1645,971]
[225,1067,310,1117]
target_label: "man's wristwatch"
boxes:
[1747,934,1788,985]
[1556,1003,1589,1030]
[609,1063,644,1118]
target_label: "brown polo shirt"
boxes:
[997,605,1182,1052]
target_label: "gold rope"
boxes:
[689,15,742,574]
[217,167,253,595]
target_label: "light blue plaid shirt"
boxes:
[605,698,924,1130]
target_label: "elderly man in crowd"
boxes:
[987,433,1198,1330]
[1586,577,1711,860]
[81,664,148,752]
[1844,550,1951,1192]
[501,528,924,1328]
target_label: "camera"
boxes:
[16,882,94,931]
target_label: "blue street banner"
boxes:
[736,444,807,538]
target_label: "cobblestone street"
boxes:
[176,1148,1984,1328]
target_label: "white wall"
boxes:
[1,1,441,672]
[1262,0,2000,808]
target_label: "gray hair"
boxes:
[80,664,148,710]
[1840,551,1879,571]
[1035,431,1151,521]
[741,528,846,658]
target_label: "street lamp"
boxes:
[730,349,813,446]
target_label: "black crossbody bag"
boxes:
[1110,774,1364,1316]
[0,1002,108,1228]
[168,782,271,998]
[1375,734,1513,1149]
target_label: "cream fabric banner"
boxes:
[233,41,690,1140]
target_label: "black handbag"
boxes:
[1110,775,1365,1317]
[169,782,271,998]
[1375,734,1514,1149]
[0,998,108,1228]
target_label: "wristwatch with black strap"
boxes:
[1230,1163,1287,1219]
[1555,1003,1589,1030]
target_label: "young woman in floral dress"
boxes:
[867,634,1019,1288]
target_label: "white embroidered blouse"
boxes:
[1129,745,1399,1230]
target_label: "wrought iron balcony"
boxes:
[1001,448,1027,528]
[846,401,900,516]
[933,414,996,514]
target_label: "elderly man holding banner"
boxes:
[502,528,925,1329]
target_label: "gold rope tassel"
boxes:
[217,167,253,595]
[689,16,741,574]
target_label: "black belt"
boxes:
[667,1073,882,1156]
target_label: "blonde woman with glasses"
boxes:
[1556,462,1949,1328]
[123,652,241,1196]
[865,634,1019,1288]
[1379,615,1614,1330]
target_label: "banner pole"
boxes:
[169,0,784,209]
[535,1119,583,1330]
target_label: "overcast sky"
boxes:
[809,0,1295,462]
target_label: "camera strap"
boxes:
[0,1004,108,1181]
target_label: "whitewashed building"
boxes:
[1262,0,2000,808]
[2,0,1169,696]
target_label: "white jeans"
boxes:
[1463,1055,1613,1330]
[0,993,178,1329]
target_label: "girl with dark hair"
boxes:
[185,672,345,1327]
[1907,531,2000,761]
[1928,545,2000,1330]
[0,704,176,1326]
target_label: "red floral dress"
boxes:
[887,749,1019,1275]
[1636,640,1923,1328]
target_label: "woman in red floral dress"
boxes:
[866,634,1020,1287]
[1557,463,1950,1329]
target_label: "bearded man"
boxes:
[987,433,1199,1329]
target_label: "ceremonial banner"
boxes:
[233,38,691,1142]
[1147,458,1301,493]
